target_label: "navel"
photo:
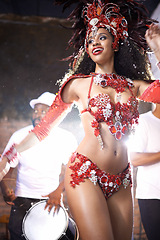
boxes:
[114,150,117,156]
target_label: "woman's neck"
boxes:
[94,63,116,75]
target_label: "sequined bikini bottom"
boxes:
[69,152,132,199]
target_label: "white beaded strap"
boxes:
[3,144,20,168]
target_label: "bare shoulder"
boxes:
[133,79,147,88]
[61,76,91,103]
[132,79,150,97]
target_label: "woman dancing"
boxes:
[1,0,160,239]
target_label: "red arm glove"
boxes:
[139,80,160,104]
[32,91,72,141]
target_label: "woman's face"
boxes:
[87,28,114,66]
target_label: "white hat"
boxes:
[29,92,56,109]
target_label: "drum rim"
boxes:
[22,200,69,240]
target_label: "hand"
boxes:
[145,24,160,53]
[42,189,62,213]
[3,188,16,205]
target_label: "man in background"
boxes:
[130,103,160,240]
[0,92,77,240]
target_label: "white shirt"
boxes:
[2,125,78,199]
[129,111,160,199]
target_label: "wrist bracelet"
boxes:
[3,144,20,167]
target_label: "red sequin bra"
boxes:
[81,73,139,148]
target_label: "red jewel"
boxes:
[121,125,127,134]
[101,176,108,183]
[101,80,107,87]
[116,131,122,140]
[116,178,121,185]
[71,155,75,163]
[112,73,117,79]
[94,128,100,137]
[91,120,99,128]
[109,125,116,134]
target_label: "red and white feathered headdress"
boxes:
[55,0,155,61]
[82,1,128,50]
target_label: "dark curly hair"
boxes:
[73,38,153,81]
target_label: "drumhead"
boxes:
[22,200,68,240]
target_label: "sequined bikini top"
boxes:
[81,73,139,149]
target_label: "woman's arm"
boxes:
[133,25,160,102]
[16,131,39,152]
[0,77,78,180]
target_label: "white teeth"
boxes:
[93,48,103,53]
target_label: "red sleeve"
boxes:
[139,80,160,104]
[31,88,72,141]
[32,73,89,141]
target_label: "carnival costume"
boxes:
[1,0,160,199]
[70,151,132,199]
[81,73,139,146]
[31,72,134,193]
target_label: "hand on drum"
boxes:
[42,188,62,213]
[3,188,16,205]
[0,175,16,205]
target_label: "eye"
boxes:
[42,110,47,114]
[34,110,38,114]
[88,38,94,45]
[99,35,107,40]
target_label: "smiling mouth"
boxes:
[92,47,103,55]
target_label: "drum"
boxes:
[22,200,79,240]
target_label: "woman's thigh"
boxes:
[107,186,133,240]
[65,167,114,240]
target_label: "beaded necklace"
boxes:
[91,72,134,102]
[91,72,134,92]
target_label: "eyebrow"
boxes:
[88,32,109,40]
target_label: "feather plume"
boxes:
[55,0,156,61]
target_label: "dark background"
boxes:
[0,0,159,18]
[0,16,73,119]
[0,0,159,120]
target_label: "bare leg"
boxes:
[65,165,114,240]
[107,186,133,240]
[65,164,133,240]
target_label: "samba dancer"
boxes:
[1,1,160,239]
